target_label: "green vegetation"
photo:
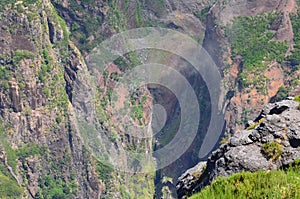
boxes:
[261,142,283,160]
[38,64,51,83]
[288,12,300,68]
[0,65,11,90]
[95,159,115,198]
[114,51,142,72]
[0,172,23,198]
[144,0,166,18]
[0,123,18,171]
[0,127,21,196]
[37,176,77,199]
[129,91,147,124]
[119,185,130,199]
[126,170,155,199]
[107,0,126,32]
[294,95,300,102]
[23,0,38,5]
[276,86,292,101]
[16,142,47,161]
[246,118,264,130]
[294,95,300,110]
[96,160,113,186]
[226,13,288,89]
[190,161,300,199]
[52,7,69,42]
[68,0,102,33]
[131,104,144,123]
[135,2,143,27]
[220,132,231,145]
[0,0,17,11]
[5,145,18,171]
[54,0,104,52]
[13,50,35,65]
[194,7,210,24]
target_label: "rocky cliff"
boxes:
[177,99,300,198]
[0,0,300,198]
[0,0,112,198]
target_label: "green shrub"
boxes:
[43,50,51,65]
[13,50,35,65]
[96,160,113,185]
[131,104,143,121]
[38,176,77,199]
[220,133,231,145]
[261,142,283,160]
[56,115,62,124]
[44,87,50,98]
[0,67,10,81]
[16,142,47,161]
[190,164,300,199]
[19,82,25,90]
[294,95,300,102]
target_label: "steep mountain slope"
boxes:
[0,1,107,198]
[0,0,299,199]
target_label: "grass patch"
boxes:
[190,162,300,199]
[0,172,23,198]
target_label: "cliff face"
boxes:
[0,1,102,198]
[0,0,300,198]
[177,99,300,198]
[203,0,300,134]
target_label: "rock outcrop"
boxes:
[177,99,300,198]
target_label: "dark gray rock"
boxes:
[229,130,253,146]
[249,130,261,141]
[177,100,300,198]
[176,162,207,198]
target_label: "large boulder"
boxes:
[177,100,300,198]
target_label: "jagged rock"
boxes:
[229,130,253,146]
[25,157,40,197]
[176,162,206,199]
[177,100,300,198]
[47,17,64,44]
[8,79,22,113]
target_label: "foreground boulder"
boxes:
[177,100,300,198]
